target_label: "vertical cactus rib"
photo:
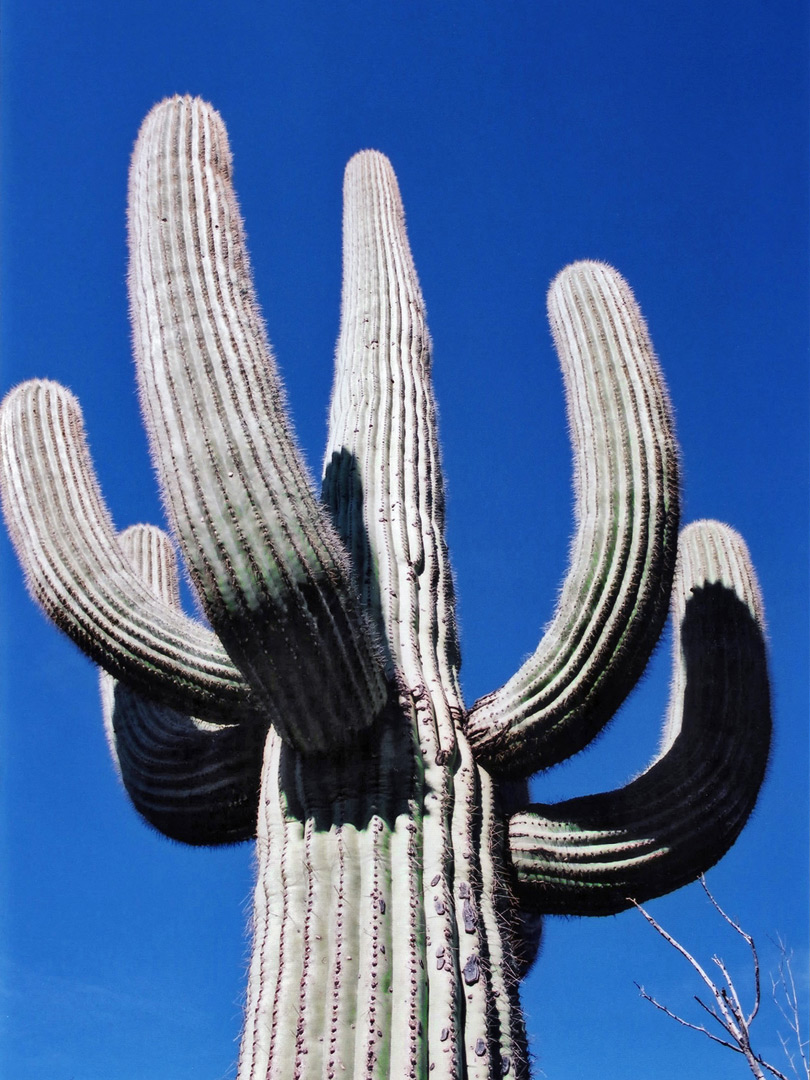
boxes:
[0,379,256,719]
[506,521,771,916]
[241,707,526,1080]
[101,525,266,844]
[473,768,531,1080]
[128,96,386,754]
[466,261,680,777]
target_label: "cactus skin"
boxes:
[0,95,771,1078]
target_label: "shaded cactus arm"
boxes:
[128,97,387,755]
[466,262,680,777]
[0,379,258,720]
[507,521,771,916]
[101,526,266,845]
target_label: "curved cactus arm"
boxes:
[104,683,264,845]
[507,521,771,917]
[128,96,387,755]
[466,261,680,777]
[0,379,258,721]
[101,525,265,845]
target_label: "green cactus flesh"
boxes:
[0,96,771,1079]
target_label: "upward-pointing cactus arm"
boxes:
[466,261,680,777]
[0,379,258,721]
[128,97,387,754]
[101,526,265,845]
[507,521,771,916]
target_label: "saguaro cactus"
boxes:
[0,96,771,1079]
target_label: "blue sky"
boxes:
[1,3,807,1078]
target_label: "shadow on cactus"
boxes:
[0,96,771,1079]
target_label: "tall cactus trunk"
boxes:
[242,717,527,1080]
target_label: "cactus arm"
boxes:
[465,262,680,778]
[507,521,771,916]
[128,97,386,754]
[101,525,266,845]
[104,682,264,844]
[0,378,258,720]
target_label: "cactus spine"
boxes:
[0,97,771,1079]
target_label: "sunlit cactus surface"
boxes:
[0,96,772,1080]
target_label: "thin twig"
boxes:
[703,878,761,1028]
[694,992,739,1042]
[634,983,742,1053]
[769,935,809,1080]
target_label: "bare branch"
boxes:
[714,954,752,1035]
[634,982,743,1053]
[759,1059,795,1080]
[631,879,799,1080]
[694,992,740,1042]
[632,899,728,1006]
[769,936,809,1080]
[703,877,762,1028]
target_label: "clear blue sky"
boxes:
[1,3,807,1078]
